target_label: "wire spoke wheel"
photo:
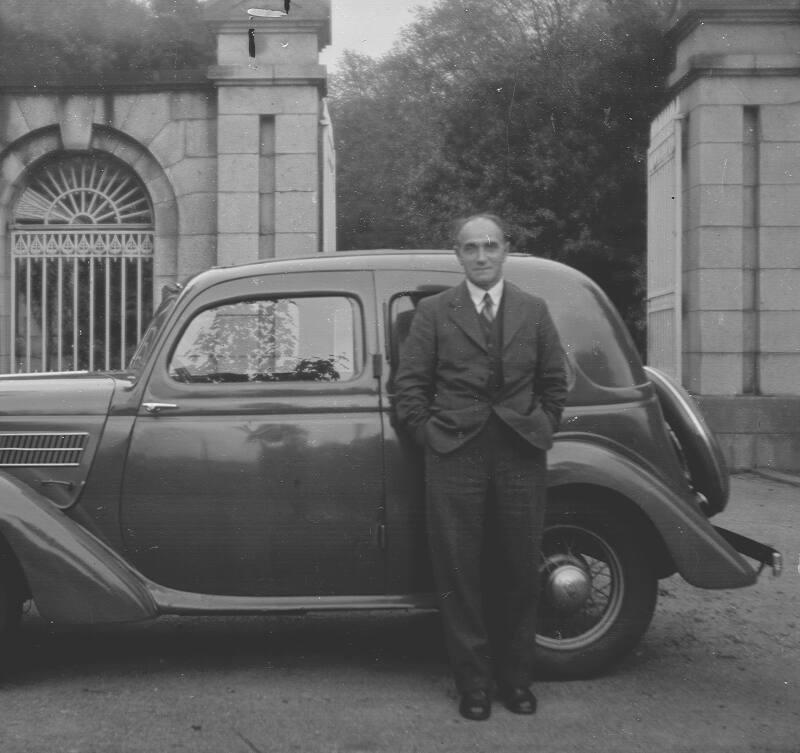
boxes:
[535,513,657,679]
[538,525,624,646]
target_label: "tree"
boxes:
[329,0,673,350]
[0,0,211,86]
[137,0,214,72]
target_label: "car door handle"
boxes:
[142,402,179,415]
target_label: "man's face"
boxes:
[454,217,509,289]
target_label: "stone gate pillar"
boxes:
[204,0,332,262]
[650,0,800,470]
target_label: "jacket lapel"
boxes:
[448,282,487,352]
[502,282,526,352]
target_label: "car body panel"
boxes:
[121,408,386,596]
[547,439,756,588]
[0,251,767,628]
[119,270,386,597]
[0,374,115,509]
[372,259,756,590]
[0,472,156,623]
[147,587,438,616]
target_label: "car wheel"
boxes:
[535,511,657,679]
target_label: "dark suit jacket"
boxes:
[394,280,568,454]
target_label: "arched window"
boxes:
[10,154,155,372]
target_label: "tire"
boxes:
[535,507,658,679]
[644,366,729,515]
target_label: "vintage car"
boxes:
[0,251,781,677]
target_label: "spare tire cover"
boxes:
[644,366,729,515]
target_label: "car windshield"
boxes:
[127,285,181,376]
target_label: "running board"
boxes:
[713,526,782,577]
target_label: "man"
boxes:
[394,214,568,721]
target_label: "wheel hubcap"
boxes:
[543,555,592,614]
[537,524,626,649]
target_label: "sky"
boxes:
[319,0,438,69]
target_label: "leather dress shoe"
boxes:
[458,689,491,721]
[501,686,537,715]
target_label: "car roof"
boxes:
[181,250,589,294]
[168,249,645,390]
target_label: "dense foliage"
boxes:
[0,0,211,84]
[0,0,672,347]
[328,0,673,346]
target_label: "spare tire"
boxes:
[644,366,729,515]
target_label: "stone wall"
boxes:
[0,0,333,374]
[652,1,800,471]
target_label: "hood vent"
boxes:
[0,432,88,467]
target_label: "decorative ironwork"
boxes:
[12,231,154,259]
[9,154,155,373]
[0,432,87,467]
[14,155,153,226]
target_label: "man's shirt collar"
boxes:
[466,278,504,312]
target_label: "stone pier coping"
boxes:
[668,53,800,90]
[208,64,327,86]
[667,1,800,39]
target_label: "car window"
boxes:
[168,295,361,384]
[388,282,635,390]
[545,284,639,389]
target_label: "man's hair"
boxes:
[451,213,509,247]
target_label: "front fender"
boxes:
[548,437,756,589]
[0,473,157,623]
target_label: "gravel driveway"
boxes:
[0,473,797,753]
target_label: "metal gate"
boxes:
[647,99,684,380]
[10,154,154,373]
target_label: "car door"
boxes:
[374,269,461,595]
[120,271,385,597]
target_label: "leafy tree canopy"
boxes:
[329,0,673,347]
[0,0,211,85]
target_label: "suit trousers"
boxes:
[425,414,548,693]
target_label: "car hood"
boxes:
[0,372,117,416]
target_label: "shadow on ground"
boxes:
[3,610,450,686]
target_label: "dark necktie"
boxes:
[481,292,494,323]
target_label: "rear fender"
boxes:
[0,473,157,623]
[548,438,756,588]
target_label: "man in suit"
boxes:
[394,213,567,721]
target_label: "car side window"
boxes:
[168,295,361,384]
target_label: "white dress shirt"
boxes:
[466,278,504,317]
